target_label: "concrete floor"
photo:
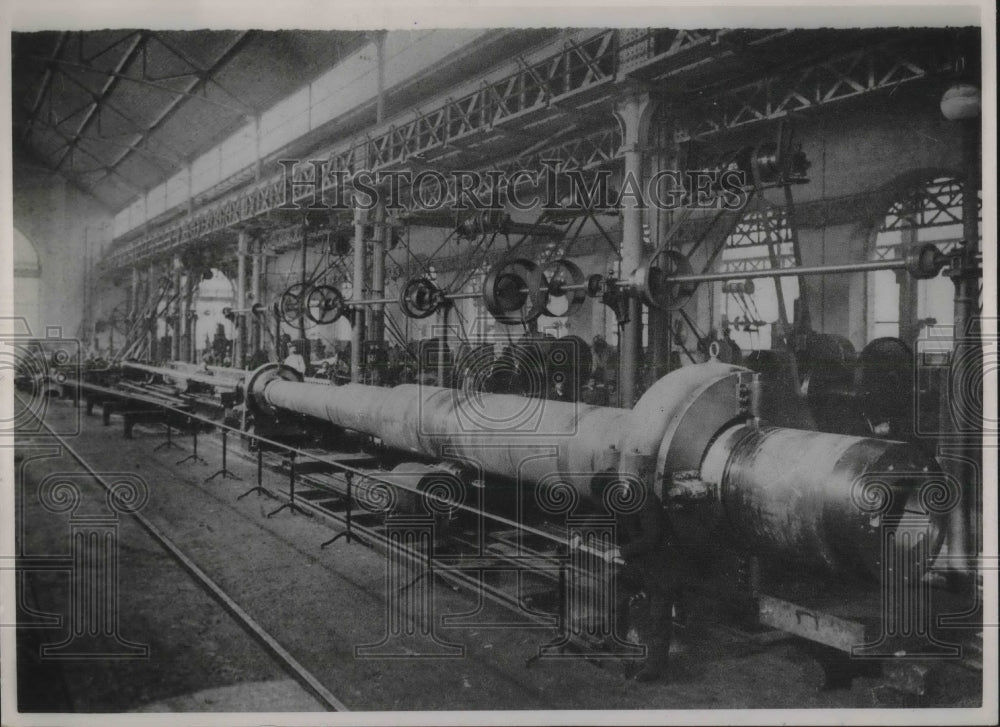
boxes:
[12,398,983,713]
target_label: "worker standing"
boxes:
[283,341,307,375]
[591,474,679,682]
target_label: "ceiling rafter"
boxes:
[42,116,149,197]
[14,116,186,168]
[29,51,252,118]
[89,31,255,189]
[53,31,147,171]
[15,143,114,209]
[14,28,370,212]
[149,31,258,116]
[51,67,189,167]
[78,29,142,65]
[21,32,69,145]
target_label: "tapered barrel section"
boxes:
[248,364,628,500]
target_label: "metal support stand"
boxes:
[267,452,311,517]
[238,447,278,500]
[526,565,568,666]
[205,430,242,482]
[176,420,207,465]
[321,473,368,547]
[153,423,182,452]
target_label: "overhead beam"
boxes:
[14,117,184,167]
[103,29,621,269]
[53,31,147,172]
[100,29,962,272]
[30,47,250,119]
[21,31,69,145]
[90,31,254,188]
[12,144,114,210]
[149,31,258,116]
[42,118,149,198]
[52,68,189,166]
[673,35,960,141]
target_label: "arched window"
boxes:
[714,205,799,351]
[192,268,236,360]
[868,176,980,348]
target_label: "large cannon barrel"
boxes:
[122,360,241,390]
[244,361,944,575]
[246,363,629,498]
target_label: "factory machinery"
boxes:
[20,137,978,673]
[26,228,972,673]
[29,343,964,672]
[243,353,944,578]
[237,349,956,650]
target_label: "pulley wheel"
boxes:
[587,274,605,298]
[305,284,347,324]
[278,283,307,326]
[642,249,697,310]
[905,243,944,280]
[542,258,586,318]
[852,337,915,437]
[857,337,913,401]
[399,277,443,319]
[483,258,546,325]
[108,301,133,336]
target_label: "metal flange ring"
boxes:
[542,258,587,318]
[278,283,307,326]
[483,258,547,324]
[905,243,945,280]
[243,363,304,419]
[587,274,606,298]
[305,284,348,324]
[638,249,698,310]
[399,277,443,319]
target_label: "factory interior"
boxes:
[6,23,993,716]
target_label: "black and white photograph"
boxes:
[1,2,996,724]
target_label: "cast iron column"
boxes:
[250,236,262,355]
[369,202,386,383]
[129,266,140,322]
[170,255,182,361]
[945,116,982,574]
[614,89,653,406]
[651,110,676,377]
[235,231,248,367]
[351,203,368,382]
[146,261,157,362]
[179,272,193,362]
